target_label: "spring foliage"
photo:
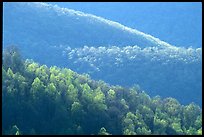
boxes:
[2,46,202,135]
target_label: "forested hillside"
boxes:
[3,2,202,106]
[2,46,202,135]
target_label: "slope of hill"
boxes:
[4,2,174,49]
[47,2,201,48]
[3,2,202,105]
[2,46,202,135]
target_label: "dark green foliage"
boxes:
[3,46,24,73]
[2,47,202,135]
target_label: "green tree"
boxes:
[81,83,93,103]
[98,127,111,135]
[107,89,116,100]
[163,98,181,116]
[137,105,154,128]
[122,112,137,135]
[186,127,197,135]
[123,128,136,135]
[25,62,39,74]
[153,111,168,135]
[66,84,78,103]
[3,46,24,73]
[138,91,151,107]
[12,72,28,101]
[71,102,82,114]
[151,95,162,111]
[182,103,201,129]
[136,127,151,135]
[168,122,183,135]
[31,77,45,99]
[194,115,202,130]
[50,66,60,75]
[45,83,58,100]
[2,48,202,135]
[120,99,129,110]
[6,68,17,96]
[35,65,49,84]
[92,87,107,111]
[7,68,14,78]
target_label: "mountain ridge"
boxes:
[3,2,202,105]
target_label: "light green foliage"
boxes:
[81,83,93,103]
[46,83,56,93]
[107,89,116,100]
[35,65,49,83]
[122,112,137,135]
[126,112,136,120]
[31,77,45,99]
[71,101,82,114]
[31,77,45,91]
[170,122,183,135]
[66,84,78,103]
[45,83,58,99]
[13,73,26,83]
[123,117,133,127]
[135,111,146,127]
[2,47,202,135]
[153,112,168,134]
[49,73,56,83]
[186,127,197,135]
[197,128,202,135]
[13,73,27,96]
[7,68,14,78]
[136,127,151,135]
[82,83,91,92]
[26,62,39,74]
[92,87,107,111]
[98,127,110,135]
[62,68,74,82]
[123,128,136,135]
[50,66,60,75]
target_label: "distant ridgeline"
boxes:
[2,46,202,135]
[3,2,202,106]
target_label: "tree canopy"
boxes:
[2,46,202,135]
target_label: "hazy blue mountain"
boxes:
[3,2,202,106]
[47,2,202,48]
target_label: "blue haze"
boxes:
[48,2,202,48]
[3,2,202,106]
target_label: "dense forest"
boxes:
[3,2,202,106]
[64,45,202,106]
[2,46,202,135]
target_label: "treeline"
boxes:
[2,46,202,135]
[65,45,202,106]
